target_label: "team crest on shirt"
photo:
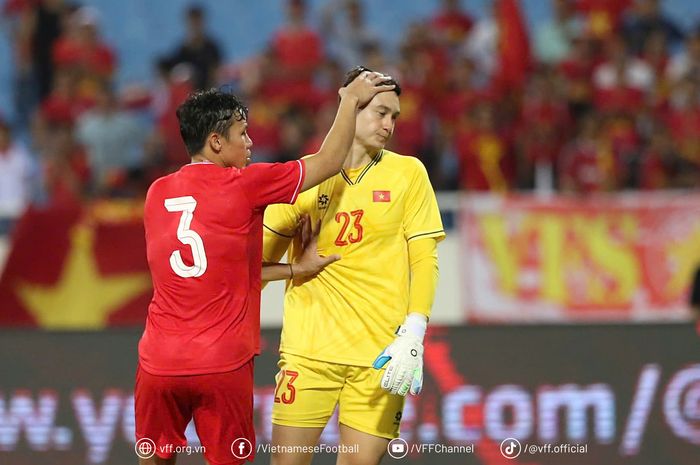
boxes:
[318,194,330,209]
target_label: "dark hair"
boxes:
[186,4,204,18]
[176,88,248,157]
[342,65,402,96]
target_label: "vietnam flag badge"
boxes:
[373,190,391,202]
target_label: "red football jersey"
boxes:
[139,160,305,375]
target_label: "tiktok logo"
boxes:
[500,438,522,459]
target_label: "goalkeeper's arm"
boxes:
[373,238,439,396]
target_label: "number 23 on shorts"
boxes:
[274,369,298,404]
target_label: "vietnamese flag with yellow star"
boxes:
[0,201,152,329]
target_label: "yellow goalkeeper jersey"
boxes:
[263,150,445,366]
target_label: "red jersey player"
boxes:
[136,71,394,465]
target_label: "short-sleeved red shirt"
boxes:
[139,160,305,375]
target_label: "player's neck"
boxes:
[191,153,217,166]
[343,146,377,170]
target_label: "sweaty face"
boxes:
[219,118,253,168]
[354,91,400,153]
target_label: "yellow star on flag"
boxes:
[16,223,151,329]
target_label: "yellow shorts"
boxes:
[271,352,405,439]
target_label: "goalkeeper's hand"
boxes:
[372,313,427,396]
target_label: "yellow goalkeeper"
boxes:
[261,66,444,465]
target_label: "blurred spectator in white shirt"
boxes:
[593,33,654,92]
[0,118,36,221]
[320,0,379,69]
[75,82,148,195]
[535,0,584,64]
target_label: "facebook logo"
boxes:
[231,438,253,459]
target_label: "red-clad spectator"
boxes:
[575,0,633,38]
[245,97,284,161]
[636,124,677,189]
[386,51,431,158]
[52,6,116,79]
[2,0,34,18]
[436,57,480,131]
[593,69,645,114]
[517,67,572,190]
[558,35,598,118]
[429,0,474,49]
[642,30,672,107]
[664,77,700,169]
[600,112,640,188]
[601,113,640,156]
[273,0,322,72]
[400,22,450,103]
[593,33,654,93]
[40,122,89,206]
[153,63,194,171]
[385,81,428,158]
[455,99,515,192]
[225,52,285,161]
[559,113,619,193]
[265,0,323,108]
[37,68,90,125]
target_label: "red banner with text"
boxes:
[462,193,700,322]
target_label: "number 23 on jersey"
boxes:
[334,209,364,246]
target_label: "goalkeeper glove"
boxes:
[372,313,427,396]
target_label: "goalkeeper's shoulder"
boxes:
[382,151,431,183]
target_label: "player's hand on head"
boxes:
[292,217,340,279]
[339,71,395,107]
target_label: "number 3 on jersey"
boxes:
[164,196,207,278]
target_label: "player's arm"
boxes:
[262,202,298,284]
[261,262,294,282]
[373,238,439,396]
[373,159,444,396]
[261,231,294,283]
[262,215,340,282]
[241,72,393,208]
[300,71,395,192]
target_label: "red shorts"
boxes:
[135,359,255,465]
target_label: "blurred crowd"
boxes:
[1,0,700,220]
